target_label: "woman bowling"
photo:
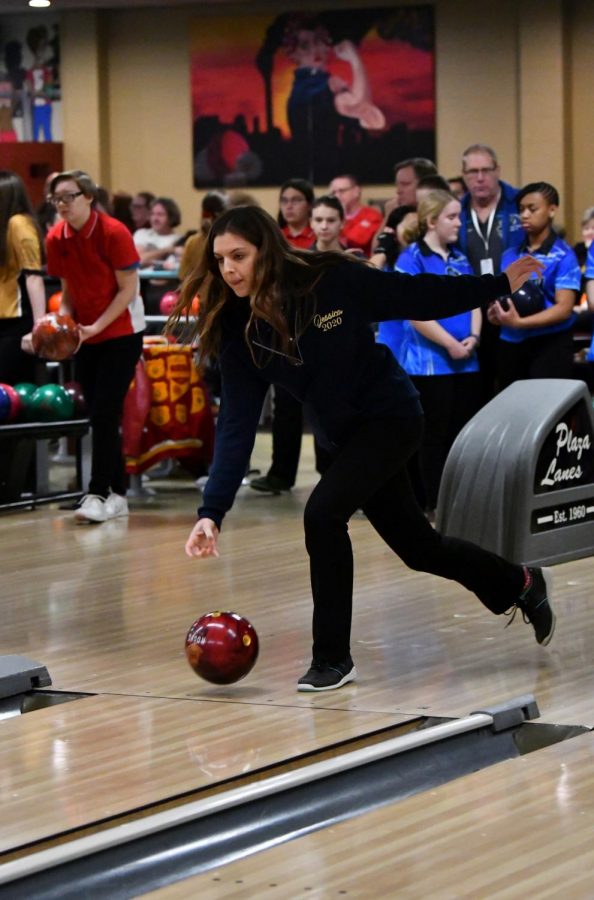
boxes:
[172,206,554,692]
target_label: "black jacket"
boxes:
[199,260,509,528]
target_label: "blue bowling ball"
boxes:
[0,385,11,423]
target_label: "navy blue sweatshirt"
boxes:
[199,261,509,528]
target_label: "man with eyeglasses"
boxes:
[457,144,523,401]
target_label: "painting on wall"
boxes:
[190,6,434,187]
[0,14,61,143]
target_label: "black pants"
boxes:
[75,333,143,497]
[303,416,525,663]
[268,385,303,487]
[411,373,481,510]
[497,330,574,391]
[0,330,37,385]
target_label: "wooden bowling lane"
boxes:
[4,492,593,727]
[145,729,594,899]
[0,693,412,855]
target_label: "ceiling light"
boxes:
[29,0,52,7]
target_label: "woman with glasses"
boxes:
[44,170,145,524]
[277,178,315,249]
[0,169,45,384]
[172,205,555,692]
[249,179,315,495]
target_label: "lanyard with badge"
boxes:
[470,207,496,275]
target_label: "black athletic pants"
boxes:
[267,385,303,487]
[304,416,525,663]
[497,330,574,390]
[75,332,143,497]
[411,373,481,511]
[0,328,37,385]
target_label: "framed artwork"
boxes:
[190,6,434,187]
[0,14,61,143]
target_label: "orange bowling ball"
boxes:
[32,313,79,361]
[185,611,259,685]
[47,291,62,313]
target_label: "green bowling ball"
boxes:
[13,382,39,422]
[29,384,75,422]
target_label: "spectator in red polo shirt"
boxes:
[278,179,315,249]
[249,179,315,495]
[44,170,145,524]
[329,173,382,257]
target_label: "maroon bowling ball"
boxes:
[63,381,88,416]
[32,313,79,361]
[185,611,259,685]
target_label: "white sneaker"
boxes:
[105,492,129,519]
[74,494,108,523]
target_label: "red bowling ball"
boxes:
[63,381,88,416]
[159,291,179,316]
[185,611,259,685]
[32,313,79,361]
[0,383,22,422]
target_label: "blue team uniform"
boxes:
[386,240,478,376]
[458,180,524,267]
[583,242,594,361]
[500,233,581,344]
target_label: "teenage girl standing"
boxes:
[488,182,581,388]
[45,170,145,523]
[395,190,482,515]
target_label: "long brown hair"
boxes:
[0,170,43,268]
[167,205,353,364]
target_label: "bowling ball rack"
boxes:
[0,418,90,511]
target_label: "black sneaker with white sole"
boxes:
[297,656,357,692]
[505,566,556,646]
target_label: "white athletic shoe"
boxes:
[105,492,129,519]
[74,494,108,523]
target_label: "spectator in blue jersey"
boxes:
[585,240,594,369]
[396,190,482,516]
[458,144,523,402]
[488,182,581,389]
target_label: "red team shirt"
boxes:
[281,224,316,249]
[341,205,382,257]
[46,210,145,343]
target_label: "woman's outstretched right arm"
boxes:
[186,518,219,558]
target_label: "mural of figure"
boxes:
[25,26,54,142]
[281,15,385,180]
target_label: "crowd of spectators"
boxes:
[2,145,593,519]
